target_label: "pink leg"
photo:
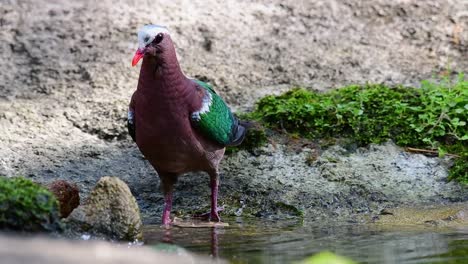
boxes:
[161,191,173,225]
[191,172,223,221]
[210,175,221,222]
[159,172,177,226]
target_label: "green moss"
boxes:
[0,177,62,232]
[244,74,468,183]
[448,153,468,183]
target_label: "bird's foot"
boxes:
[161,220,173,227]
[209,210,221,222]
[161,212,173,226]
[162,221,173,226]
[192,206,224,222]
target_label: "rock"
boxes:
[206,141,466,221]
[66,176,142,241]
[0,176,62,232]
[46,180,80,218]
[0,233,222,264]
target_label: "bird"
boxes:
[128,25,246,225]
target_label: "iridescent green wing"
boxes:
[190,79,243,146]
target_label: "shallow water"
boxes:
[144,218,468,263]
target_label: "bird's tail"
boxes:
[226,120,250,147]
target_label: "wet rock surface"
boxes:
[66,176,142,241]
[371,202,468,228]
[0,0,467,226]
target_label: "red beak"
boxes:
[132,49,145,67]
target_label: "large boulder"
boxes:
[66,176,142,241]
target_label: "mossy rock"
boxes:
[0,176,62,232]
[66,176,142,241]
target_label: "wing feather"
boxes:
[190,80,246,146]
[128,93,136,142]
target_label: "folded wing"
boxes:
[190,80,246,147]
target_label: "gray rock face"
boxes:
[1,0,467,107]
[66,176,142,241]
[207,142,465,221]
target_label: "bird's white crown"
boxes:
[137,24,169,50]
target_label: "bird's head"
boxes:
[131,24,171,67]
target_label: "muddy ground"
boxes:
[0,0,467,224]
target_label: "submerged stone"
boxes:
[66,176,142,241]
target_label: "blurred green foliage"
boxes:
[296,251,357,264]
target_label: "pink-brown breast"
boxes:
[133,85,224,174]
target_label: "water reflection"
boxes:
[211,227,219,258]
[153,222,223,258]
[144,219,468,264]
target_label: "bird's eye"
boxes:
[144,36,150,43]
[154,33,164,44]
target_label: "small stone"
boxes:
[46,180,80,218]
[379,208,394,215]
[455,209,467,221]
[66,176,142,241]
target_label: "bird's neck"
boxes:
[137,49,191,98]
